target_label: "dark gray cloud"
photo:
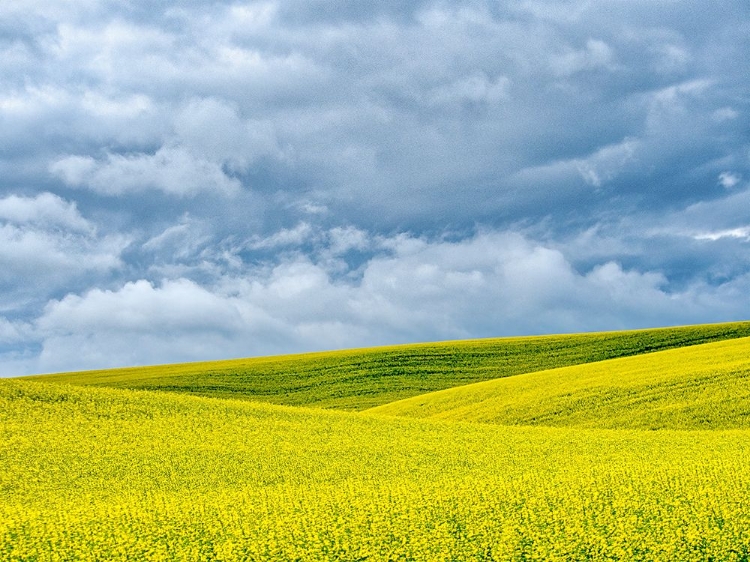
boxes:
[1,0,748,375]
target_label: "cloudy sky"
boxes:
[1,0,749,376]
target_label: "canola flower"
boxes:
[3,376,750,561]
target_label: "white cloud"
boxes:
[665,186,750,234]
[0,84,163,150]
[327,226,370,255]
[35,279,255,371]
[141,215,214,263]
[0,317,31,345]
[0,0,102,22]
[718,172,741,189]
[512,0,592,23]
[0,192,92,232]
[574,138,638,188]
[48,96,282,197]
[514,137,639,189]
[50,146,241,196]
[18,229,747,375]
[0,350,39,378]
[693,227,750,242]
[712,107,738,122]
[0,224,119,275]
[39,279,243,334]
[644,78,715,133]
[0,86,68,116]
[223,3,278,29]
[2,0,749,376]
[0,193,127,298]
[173,98,280,171]
[52,20,174,71]
[0,40,35,73]
[247,223,315,250]
[80,91,154,118]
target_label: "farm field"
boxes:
[3,322,750,560]
[3,378,750,561]
[24,321,750,410]
[370,335,750,430]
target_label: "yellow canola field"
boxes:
[3,379,750,561]
[370,336,750,430]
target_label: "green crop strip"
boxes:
[370,335,750,430]
[21,320,750,410]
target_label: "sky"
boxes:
[1,0,749,376]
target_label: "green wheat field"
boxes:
[4,321,750,560]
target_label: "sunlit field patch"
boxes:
[3,371,750,561]
[370,336,750,430]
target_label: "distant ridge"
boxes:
[21,321,750,410]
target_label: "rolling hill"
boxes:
[6,321,750,559]
[21,320,750,410]
[369,335,750,430]
[3,377,750,560]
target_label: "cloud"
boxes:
[642,78,716,134]
[39,279,243,334]
[35,279,251,371]
[327,226,371,255]
[246,222,315,251]
[50,146,242,196]
[713,107,738,122]
[0,192,92,232]
[428,73,509,106]
[574,138,639,188]
[0,193,128,310]
[1,0,749,375]
[665,186,750,235]
[718,172,741,189]
[693,227,750,242]
[173,98,280,170]
[5,0,747,221]
[12,229,745,375]
[510,137,639,192]
[0,84,162,154]
[47,96,283,197]
[0,317,31,345]
[549,38,614,77]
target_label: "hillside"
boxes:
[3,378,750,560]
[370,336,750,430]
[21,321,750,410]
